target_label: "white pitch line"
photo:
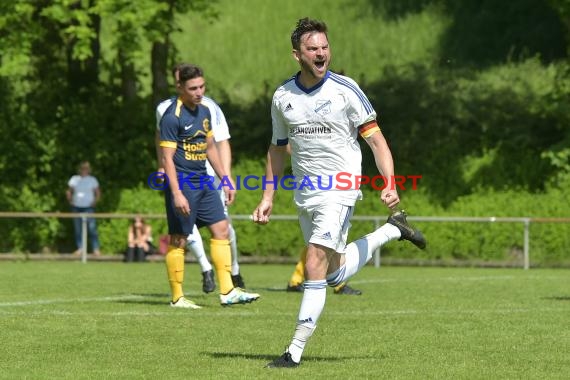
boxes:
[0,310,262,317]
[0,295,145,308]
[0,307,567,318]
[0,295,262,316]
[268,274,566,289]
[325,307,570,317]
[349,275,566,285]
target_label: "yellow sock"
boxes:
[210,239,233,294]
[289,247,307,286]
[334,282,347,292]
[165,246,185,302]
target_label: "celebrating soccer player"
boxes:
[253,18,426,367]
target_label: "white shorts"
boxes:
[298,202,354,253]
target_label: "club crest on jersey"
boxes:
[202,118,210,132]
[314,99,332,116]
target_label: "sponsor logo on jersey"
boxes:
[314,99,332,115]
[183,140,208,161]
[284,103,293,112]
[290,125,332,136]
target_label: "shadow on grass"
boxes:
[259,287,290,292]
[205,351,376,363]
[132,293,169,298]
[114,293,170,306]
[542,296,570,301]
[119,299,167,306]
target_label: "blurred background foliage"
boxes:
[1,0,569,264]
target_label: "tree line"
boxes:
[1,0,569,258]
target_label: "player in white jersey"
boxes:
[253,18,427,367]
[155,64,246,295]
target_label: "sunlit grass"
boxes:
[0,263,568,379]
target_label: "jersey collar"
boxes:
[294,71,330,94]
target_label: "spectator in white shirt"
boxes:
[66,161,101,256]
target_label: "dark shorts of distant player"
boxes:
[164,186,226,236]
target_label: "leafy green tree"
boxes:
[549,0,570,54]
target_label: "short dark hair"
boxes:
[291,17,328,50]
[176,63,204,84]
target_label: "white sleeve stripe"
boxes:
[202,96,221,126]
[329,73,373,113]
[202,96,231,141]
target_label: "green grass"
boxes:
[0,263,568,379]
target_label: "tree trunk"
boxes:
[150,0,177,107]
[151,41,170,107]
[84,3,100,86]
[119,48,137,103]
[65,0,100,95]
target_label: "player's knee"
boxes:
[212,228,229,240]
[211,230,229,241]
[170,235,187,248]
[305,252,327,276]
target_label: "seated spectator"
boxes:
[125,217,154,262]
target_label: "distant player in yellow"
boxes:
[287,247,362,295]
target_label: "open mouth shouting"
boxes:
[314,59,327,75]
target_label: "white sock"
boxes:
[288,280,326,363]
[186,226,212,272]
[229,224,240,276]
[327,223,400,286]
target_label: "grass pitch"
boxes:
[0,262,568,379]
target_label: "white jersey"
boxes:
[271,71,376,207]
[156,95,230,179]
[68,175,99,208]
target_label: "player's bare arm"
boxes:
[363,128,400,210]
[215,139,232,179]
[162,146,190,215]
[253,144,288,224]
[155,129,164,174]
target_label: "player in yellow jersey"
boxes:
[156,64,247,294]
[160,63,259,308]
